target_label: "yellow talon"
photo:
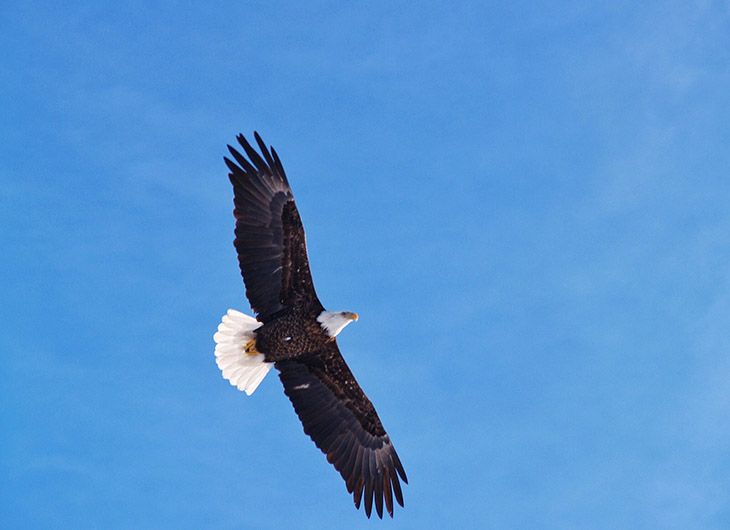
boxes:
[244,339,259,356]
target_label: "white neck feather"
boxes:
[317,311,355,337]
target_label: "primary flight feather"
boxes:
[213,132,407,518]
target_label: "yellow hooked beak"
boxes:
[345,312,359,321]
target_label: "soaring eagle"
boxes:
[213,132,407,518]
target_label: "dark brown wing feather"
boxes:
[224,132,322,322]
[276,342,408,518]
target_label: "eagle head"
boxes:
[317,310,359,337]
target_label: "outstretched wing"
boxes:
[224,132,322,322]
[276,342,408,518]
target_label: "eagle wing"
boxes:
[224,133,323,322]
[276,342,408,518]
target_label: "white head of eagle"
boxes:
[317,310,359,337]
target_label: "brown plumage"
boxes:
[221,132,408,518]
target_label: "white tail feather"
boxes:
[213,309,272,395]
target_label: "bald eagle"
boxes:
[213,133,407,518]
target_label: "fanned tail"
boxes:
[213,309,272,395]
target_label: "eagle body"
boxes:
[213,133,407,519]
[254,307,346,361]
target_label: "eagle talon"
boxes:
[244,339,259,355]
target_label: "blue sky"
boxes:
[2,1,730,528]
